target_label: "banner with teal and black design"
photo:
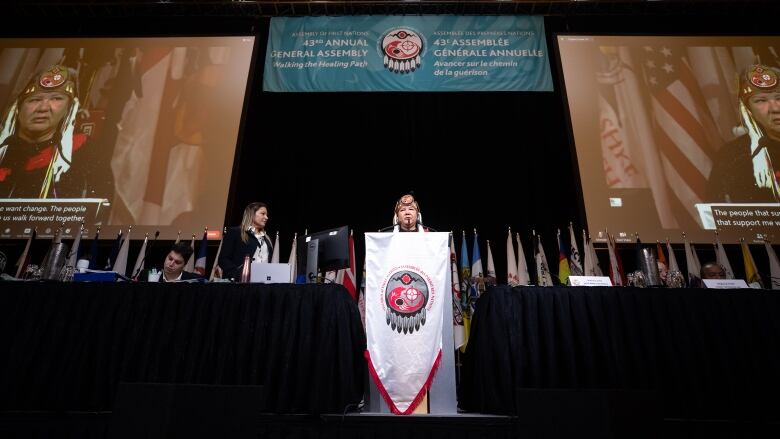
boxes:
[263,16,553,92]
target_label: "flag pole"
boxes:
[209,227,227,281]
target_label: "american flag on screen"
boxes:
[639,45,723,223]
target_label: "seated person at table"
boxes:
[219,201,274,280]
[141,242,200,282]
[700,262,727,280]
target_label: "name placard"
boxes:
[702,279,750,289]
[569,276,613,287]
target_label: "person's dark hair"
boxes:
[700,261,726,279]
[170,241,193,263]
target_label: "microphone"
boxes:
[133,230,159,280]
[380,219,433,232]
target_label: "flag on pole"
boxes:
[606,232,625,286]
[533,231,541,284]
[471,229,484,302]
[67,222,84,267]
[683,233,702,287]
[666,239,680,273]
[336,230,358,300]
[194,228,208,276]
[271,231,280,263]
[450,234,465,350]
[41,225,64,275]
[557,229,571,285]
[460,231,471,295]
[741,239,763,288]
[656,241,667,267]
[184,234,195,273]
[535,232,554,286]
[15,228,36,278]
[583,230,595,276]
[506,228,519,286]
[287,232,297,283]
[459,231,471,353]
[107,230,123,270]
[583,230,603,277]
[764,240,780,290]
[568,223,584,276]
[714,233,734,279]
[485,239,496,286]
[358,257,367,328]
[113,227,131,276]
[132,233,149,278]
[209,227,226,281]
[634,234,644,273]
[516,232,530,285]
[88,228,100,270]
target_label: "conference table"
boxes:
[2,281,779,423]
[459,285,780,422]
[0,282,366,414]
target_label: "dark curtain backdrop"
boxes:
[0,12,778,283]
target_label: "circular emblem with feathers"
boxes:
[384,269,430,334]
[381,28,423,74]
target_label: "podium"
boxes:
[363,232,457,415]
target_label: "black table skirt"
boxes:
[0,282,366,414]
[459,285,780,421]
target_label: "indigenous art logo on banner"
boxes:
[381,266,435,334]
[380,28,424,74]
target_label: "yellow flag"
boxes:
[741,239,763,288]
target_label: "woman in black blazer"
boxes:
[219,202,274,280]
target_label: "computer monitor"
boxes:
[296,226,350,282]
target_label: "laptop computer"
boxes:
[249,262,292,284]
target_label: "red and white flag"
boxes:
[335,230,357,300]
[112,47,223,225]
[365,232,448,415]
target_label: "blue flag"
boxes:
[459,233,471,310]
